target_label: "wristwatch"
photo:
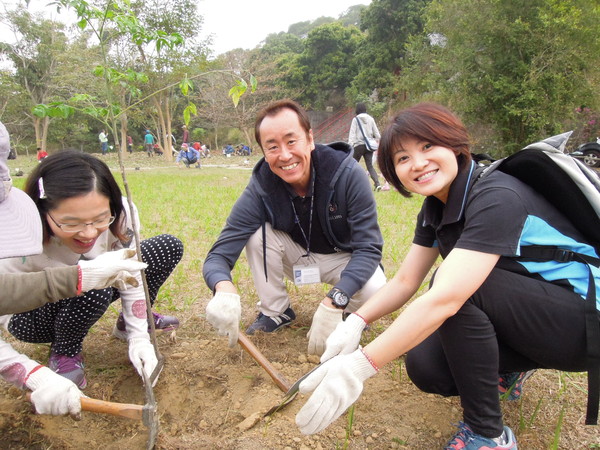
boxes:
[327,287,350,309]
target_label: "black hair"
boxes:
[24,150,126,242]
[355,103,367,115]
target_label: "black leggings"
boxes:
[8,234,183,357]
[352,144,380,188]
[405,268,591,438]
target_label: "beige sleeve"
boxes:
[0,266,79,315]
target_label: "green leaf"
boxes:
[250,74,258,93]
[179,77,194,96]
[183,103,197,125]
[32,104,49,118]
[228,79,248,107]
[93,65,105,77]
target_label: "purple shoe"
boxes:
[112,311,180,340]
[49,352,87,389]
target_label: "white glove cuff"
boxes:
[345,313,368,333]
[352,349,379,380]
[128,337,151,346]
[318,302,343,319]
[25,366,56,390]
[215,292,240,303]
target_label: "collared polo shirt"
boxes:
[413,160,600,306]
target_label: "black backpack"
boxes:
[478,131,600,424]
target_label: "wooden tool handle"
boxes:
[26,393,143,420]
[238,333,291,392]
[80,397,143,420]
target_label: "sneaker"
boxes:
[112,311,180,340]
[445,422,517,449]
[246,307,296,335]
[498,370,536,401]
[49,352,87,389]
[381,183,391,191]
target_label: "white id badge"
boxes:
[293,264,321,285]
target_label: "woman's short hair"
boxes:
[24,150,126,242]
[377,103,472,197]
[254,99,311,150]
[355,103,367,115]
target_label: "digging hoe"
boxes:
[27,372,158,449]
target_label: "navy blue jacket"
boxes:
[203,142,383,297]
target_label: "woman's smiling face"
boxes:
[393,136,458,203]
[46,190,112,254]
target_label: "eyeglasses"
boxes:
[47,212,115,233]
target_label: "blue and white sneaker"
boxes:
[246,307,296,335]
[445,422,517,449]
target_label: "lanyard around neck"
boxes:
[290,174,316,257]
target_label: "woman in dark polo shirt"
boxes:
[294,103,599,449]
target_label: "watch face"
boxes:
[332,291,349,308]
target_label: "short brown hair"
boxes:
[254,99,311,150]
[377,103,472,197]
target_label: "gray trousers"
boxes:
[245,223,386,316]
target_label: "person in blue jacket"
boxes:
[203,99,386,356]
[175,143,200,168]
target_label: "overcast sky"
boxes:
[198,0,372,55]
[2,0,371,56]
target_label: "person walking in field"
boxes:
[348,103,382,191]
[144,130,154,157]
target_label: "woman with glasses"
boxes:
[0,150,183,390]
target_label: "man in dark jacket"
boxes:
[203,99,385,355]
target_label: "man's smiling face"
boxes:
[260,108,315,196]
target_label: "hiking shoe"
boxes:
[112,311,180,340]
[49,352,87,389]
[246,307,296,335]
[498,370,536,401]
[445,422,517,449]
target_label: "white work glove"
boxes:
[25,366,84,419]
[128,338,159,386]
[205,292,241,347]
[307,303,343,356]
[78,249,148,292]
[320,313,367,363]
[296,349,378,435]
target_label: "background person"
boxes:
[0,151,183,391]
[295,103,600,449]
[127,135,133,154]
[98,130,108,155]
[36,147,48,162]
[144,130,154,156]
[181,125,189,147]
[203,99,386,356]
[348,103,381,191]
[176,143,200,168]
